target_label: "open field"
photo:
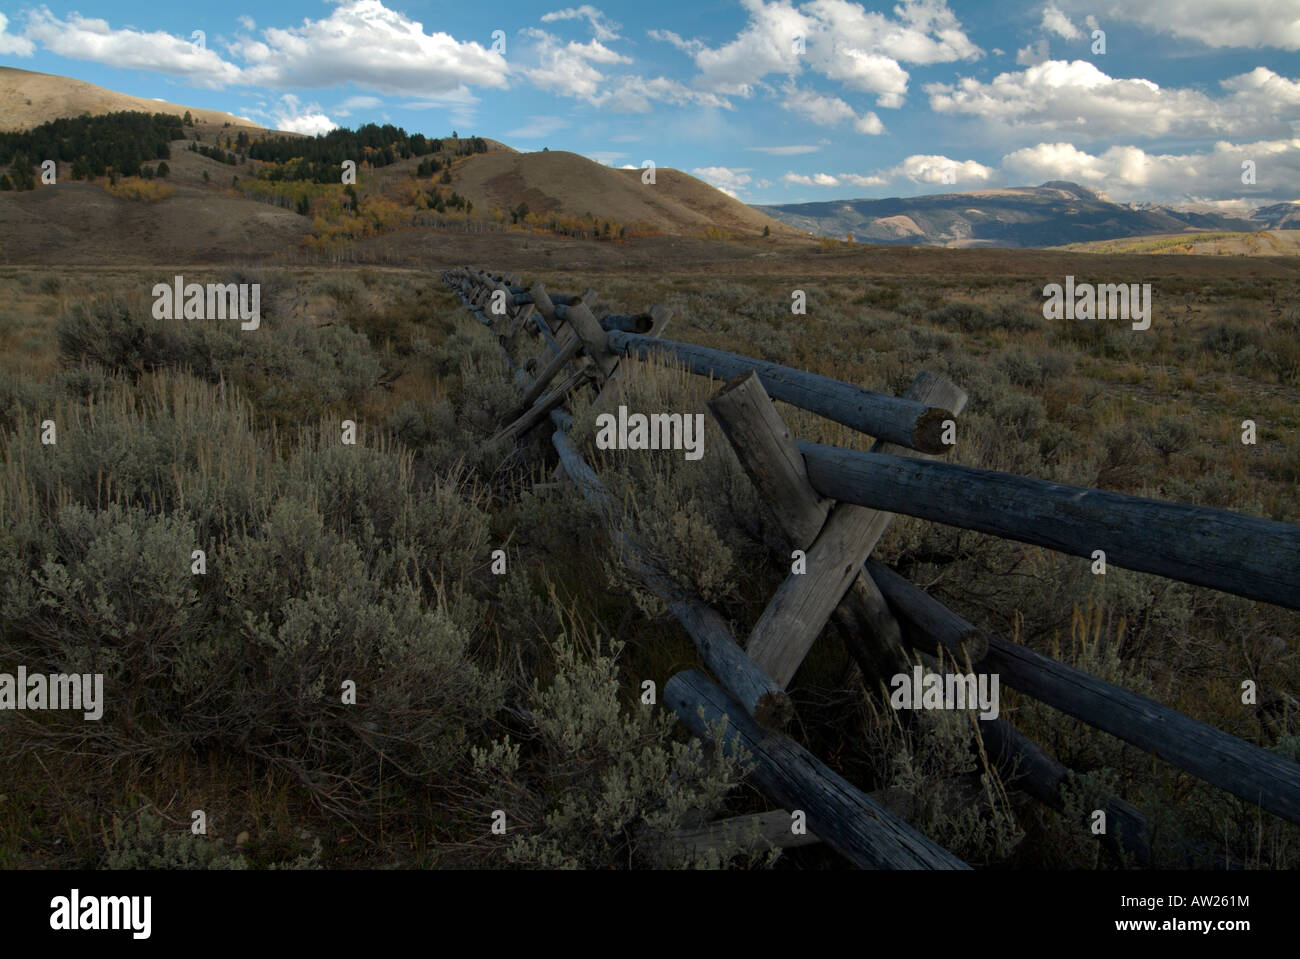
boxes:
[1,253,1296,869]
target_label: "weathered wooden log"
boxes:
[975,703,1151,864]
[799,445,1300,610]
[563,299,618,378]
[550,430,792,728]
[744,372,968,686]
[708,370,831,550]
[504,336,584,422]
[598,312,656,334]
[504,302,535,350]
[607,331,951,452]
[493,368,592,443]
[667,601,794,729]
[666,670,969,869]
[869,562,1300,826]
[867,560,989,664]
[592,304,674,412]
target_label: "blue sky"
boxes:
[2,0,1297,208]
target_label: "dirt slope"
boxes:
[0,66,266,132]
[450,149,799,237]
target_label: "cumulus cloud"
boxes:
[1084,0,1300,50]
[892,153,994,183]
[1015,39,1050,66]
[235,1,507,94]
[0,12,35,56]
[781,153,992,189]
[519,27,729,111]
[678,0,979,106]
[926,60,1300,140]
[1001,137,1300,202]
[782,85,884,134]
[782,171,844,186]
[22,8,242,86]
[262,94,336,135]
[692,165,753,196]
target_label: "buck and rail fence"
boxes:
[441,265,1300,870]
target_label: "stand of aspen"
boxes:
[443,265,1300,870]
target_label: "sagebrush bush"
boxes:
[471,624,751,869]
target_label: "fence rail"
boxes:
[442,264,1300,869]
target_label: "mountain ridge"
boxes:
[754,183,1298,248]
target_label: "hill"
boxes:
[755,182,1295,249]
[450,149,798,238]
[1053,228,1300,256]
[0,66,266,132]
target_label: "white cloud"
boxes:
[519,27,729,112]
[265,94,336,135]
[783,171,843,186]
[0,12,35,55]
[893,153,994,183]
[780,153,991,189]
[782,85,884,134]
[237,16,256,31]
[1016,39,1050,66]
[1001,137,1300,202]
[647,28,704,55]
[1085,0,1300,50]
[22,8,242,86]
[926,60,1300,140]
[840,172,888,186]
[692,165,753,197]
[235,0,508,94]
[691,0,813,96]
[541,6,621,43]
[682,0,980,106]
[1041,4,1081,40]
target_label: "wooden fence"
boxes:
[441,265,1300,869]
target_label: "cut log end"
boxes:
[753,690,795,730]
[912,407,954,455]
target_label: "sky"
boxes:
[1,0,1297,209]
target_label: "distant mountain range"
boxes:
[754,181,1300,248]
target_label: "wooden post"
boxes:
[743,373,967,687]
[564,298,619,379]
[708,370,831,550]
[666,670,969,869]
[799,444,1300,611]
[549,430,793,728]
[607,331,952,453]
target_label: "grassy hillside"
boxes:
[1055,230,1300,256]
[451,149,799,239]
[0,66,266,132]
